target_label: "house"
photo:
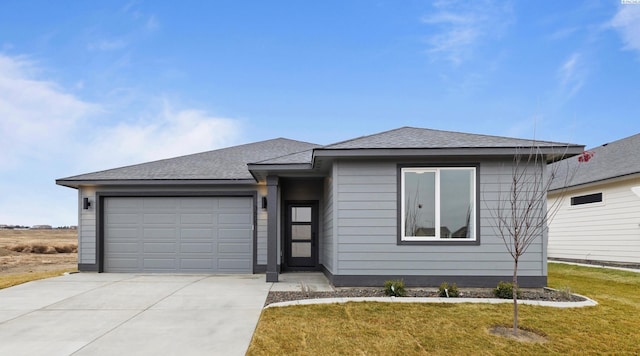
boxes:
[56,127,583,287]
[548,133,640,266]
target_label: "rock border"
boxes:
[265,293,597,309]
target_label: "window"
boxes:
[570,193,602,206]
[400,167,476,242]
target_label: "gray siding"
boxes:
[79,187,97,264]
[334,159,546,278]
[321,164,336,273]
[256,185,268,266]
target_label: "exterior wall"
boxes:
[548,177,640,264]
[331,158,546,286]
[321,164,336,273]
[76,184,264,269]
[79,187,97,265]
[256,185,268,266]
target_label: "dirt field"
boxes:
[0,229,77,274]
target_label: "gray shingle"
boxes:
[549,133,640,191]
[323,126,576,149]
[252,149,317,165]
[57,138,318,181]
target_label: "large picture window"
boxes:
[400,167,476,241]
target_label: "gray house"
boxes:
[57,127,583,287]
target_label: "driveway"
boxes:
[0,273,271,356]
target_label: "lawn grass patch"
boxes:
[0,269,76,290]
[247,263,640,355]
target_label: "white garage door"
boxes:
[104,197,253,273]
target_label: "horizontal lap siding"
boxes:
[79,187,97,264]
[548,178,640,264]
[321,166,335,272]
[256,210,267,265]
[334,160,545,277]
[256,185,267,266]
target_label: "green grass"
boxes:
[248,263,640,355]
[0,269,75,290]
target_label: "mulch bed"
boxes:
[265,287,586,306]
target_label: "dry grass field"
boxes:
[0,229,77,275]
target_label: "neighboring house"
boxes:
[548,133,640,266]
[56,127,582,287]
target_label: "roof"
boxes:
[56,138,319,186]
[322,127,574,149]
[549,133,640,191]
[57,126,584,187]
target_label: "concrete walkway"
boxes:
[0,273,271,356]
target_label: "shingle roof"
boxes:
[57,126,585,186]
[57,138,318,183]
[549,133,640,191]
[323,126,575,149]
[253,149,316,165]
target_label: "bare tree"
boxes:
[487,145,592,334]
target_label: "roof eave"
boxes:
[312,146,584,162]
[247,163,313,171]
[55,178,258,189]
[548,171,640,193]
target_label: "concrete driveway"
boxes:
[0,273,271,356]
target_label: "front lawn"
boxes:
[247,263,640,355]
[0,269,75,290]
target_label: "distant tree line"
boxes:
[0,224,77,230]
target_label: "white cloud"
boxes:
[422,0,514,65]
[610,5,640,53]
[558,52,585,98]
[0,53,243,226]
[0,54,97,167]
[83,104,242,170]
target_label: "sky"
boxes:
[1,0,639,227]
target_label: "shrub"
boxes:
[438,282,460,297]
[54,244,78,253]
[557,286,573,299]
[8,244,31,253]
[494,281,522,299]
[384,280,406,297]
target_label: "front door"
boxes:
[284,201,318,270]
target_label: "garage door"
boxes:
[104,197,253,273]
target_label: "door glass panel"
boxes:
[292,207,311,223]
[291,242,311,257]
[291,225,311,240]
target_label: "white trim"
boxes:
[400,167,476,242]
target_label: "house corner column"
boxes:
[266,175,279,282]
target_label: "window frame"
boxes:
[570,192,603,206]
[397,163,480,246]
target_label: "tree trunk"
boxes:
[513,259,519,335]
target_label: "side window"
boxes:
[570,193,602,206]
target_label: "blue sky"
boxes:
[1,0,638,226]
